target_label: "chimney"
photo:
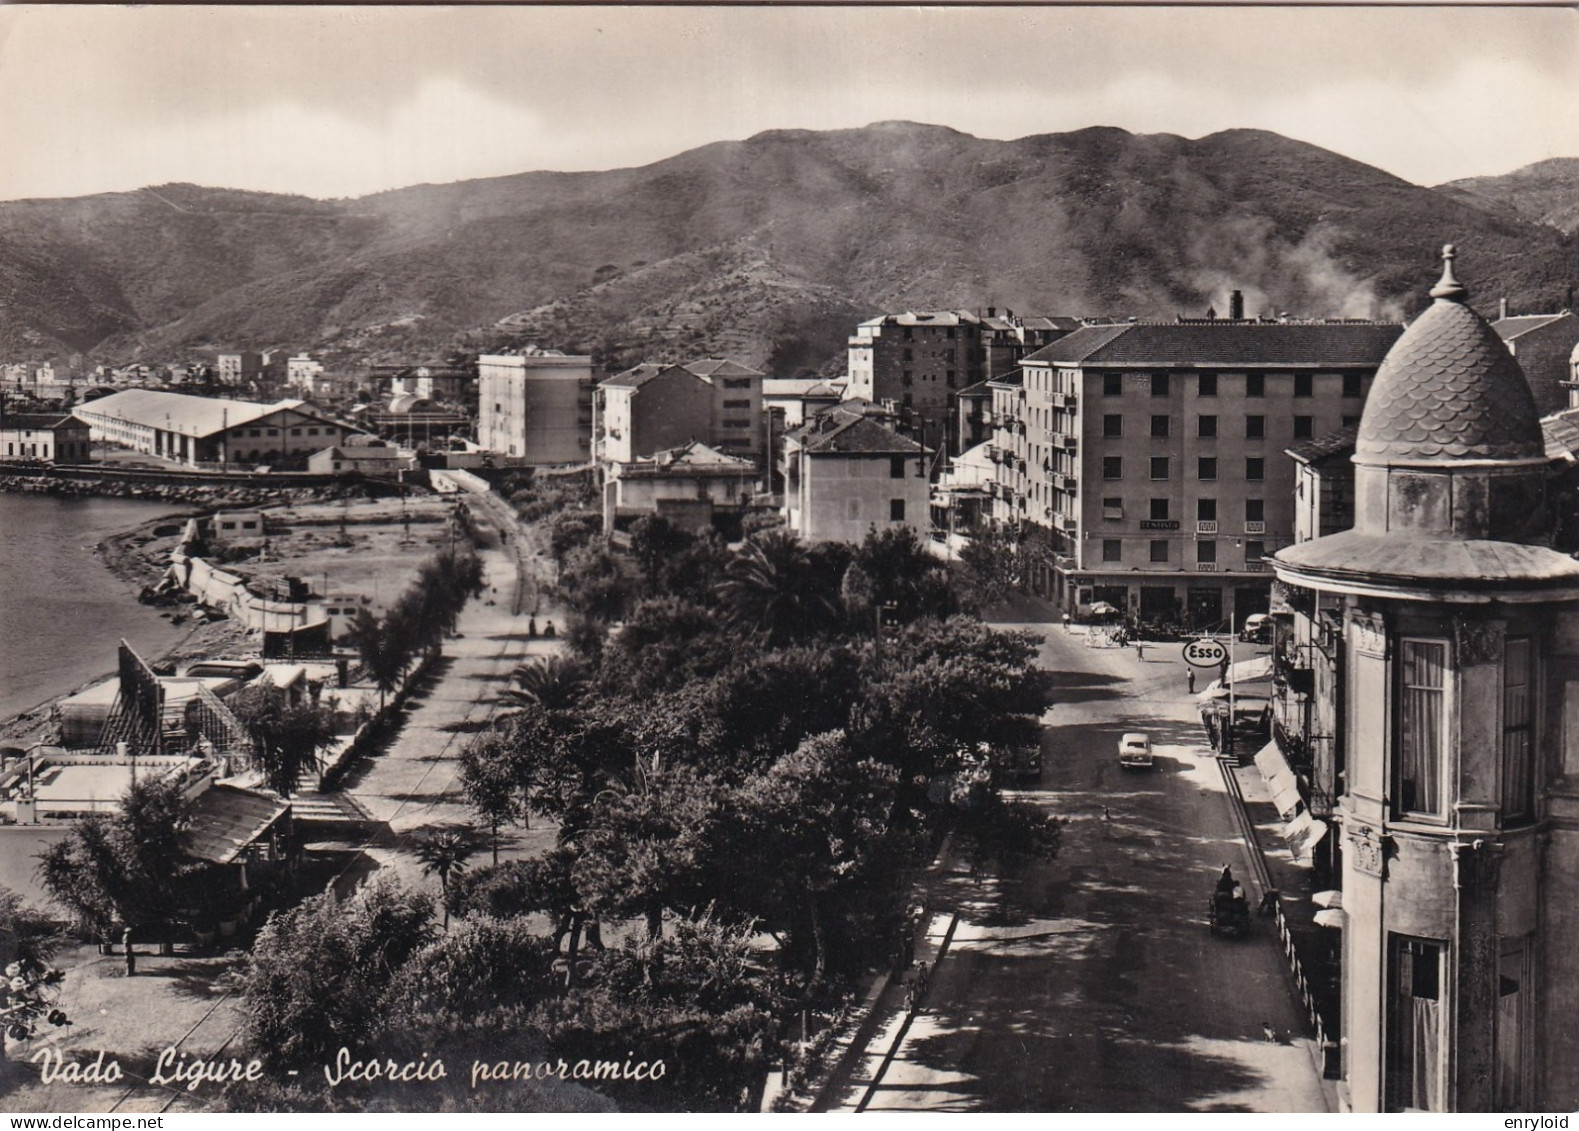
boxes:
[1499,297,1509,321]
[1230,290,1245,321]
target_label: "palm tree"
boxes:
[715,530,836,645]
[495,656,589,720]
[413,827,478,928]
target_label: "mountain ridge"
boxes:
[1,122,1573,373]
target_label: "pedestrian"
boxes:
[1187,667,1196,694]
[1062,612,1071,633]
[544,620,556,638]
[528,617,538,638]
[1135,642,1146,661]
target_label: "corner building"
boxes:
[1274,248,1579,1112]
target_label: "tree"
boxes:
[459,729,523,863]
[230,684,339,797]
[36,778,196,946]
[413,827,479,928]
[715,530,838,645]
[346,607,406,710]
[627,514,694,590]
[0,888,68,1060]
[239,876,435,1070]
[957,524,1022,611]
[497,656,590,718]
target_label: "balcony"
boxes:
[1051,391,1078,410]
[1196,562,1218,572]
[1053,513,1077,532]
[1058,473,1079,491]
[1051,433,1078,451]
[1244,561,1268,573]
[1196,520,1219,535]
[1244,521,1267,534]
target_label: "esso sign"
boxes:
[1182,638,1229,668]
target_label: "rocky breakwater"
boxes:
[0,474,367,509]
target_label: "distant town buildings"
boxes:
[216,351,263,387]
[477,348,594,464]
[1273,248,1579,1112]
[782,405,930,543]
[75,388,350,468]
[988,315,1403,629]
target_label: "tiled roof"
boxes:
[599,363,673,390]
[955,380,994,397]
[74,389,329,438]
[1541,408,1579,462]
[1,413,82,430]
[1356,287,1543,465]
[1286,426,1358,465]
[788,408,924,455]
[681,358,763,380]
[1024,321,1401,367]
[1493,313,1572,342]
[762,378,844,398]
[184,784,289,865]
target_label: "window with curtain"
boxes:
[1503,638,1534,823]
[1496,940,1528,1108]
[1387,935,1442,1112]
[1398,640,1446,817]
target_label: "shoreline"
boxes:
[0,507,237,748]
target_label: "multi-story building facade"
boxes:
[1274,249,1579,1112]
[783,407,930,544]
[595,357,765,469]
[846,310,1076,456]
[987,318,1403,629]
[477,349,594,464]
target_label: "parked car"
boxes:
[1117,732,1154,769]
[1240,614,1272,644]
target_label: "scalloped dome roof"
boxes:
[1355,246,1544,465]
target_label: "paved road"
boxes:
[831,619,1328,1113]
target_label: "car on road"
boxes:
[1240,613,1272,644]
[1117,732,1153,769]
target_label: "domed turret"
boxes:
[1355,245,1544,467]
[1274,247,1579,598]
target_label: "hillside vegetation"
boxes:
[1,122,1574,372]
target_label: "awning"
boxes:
[1283,810,1329,860]
[1226,655,1274,686]
[1313,889,1343,910]
[1314,908,1346,929]
[1254,740,1303,820]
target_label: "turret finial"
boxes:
[1430,243,1467,302]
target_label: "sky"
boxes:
[0,5,1574,202]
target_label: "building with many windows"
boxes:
[74,389,349,468]
[1492,308,1579,416]
[846,310,1074,456]
[1273,248,1579,1112]
[595,357,765,469]
[477,349,594,464]
[987,316,1402,629]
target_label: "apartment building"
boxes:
[846,310,1075,455]
[595,357,765,469]
[783,406,930,544]
[477,348,594,464]
[987,317,1402,629]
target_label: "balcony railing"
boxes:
[1196,562,1218,572]
[1244,561,1268,572]
[1196,520,1218,534]
[1244,521,1267,534]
